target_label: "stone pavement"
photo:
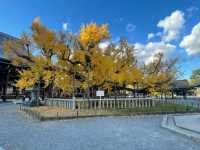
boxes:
[1,103,200,150]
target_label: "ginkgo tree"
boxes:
[3,17,178,103]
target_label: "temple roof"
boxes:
[0,32,18,58]
[171,80,189,90]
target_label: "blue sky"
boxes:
[0,0,200,79]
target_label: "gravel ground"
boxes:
[1,103,200,150]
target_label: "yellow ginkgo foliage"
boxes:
[79,23,109,47]
[31,18,57,58]
[43,70,53,88]
[54,71,72,92]
[15,70,38,89]
[91,52,114,86]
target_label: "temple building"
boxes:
[0,32,19,101]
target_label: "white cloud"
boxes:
[180,22,200,55]
[157,10,185,42]
[62,23,68,31]
[156,32,162,37]
[147,32,162,40]
[186,6,199,17]
[135,42,176,64]
[99,41,110,50]
[33,16,40,24]
[147,33,155,40]
[187,6,199,12]
[126,23,136,32]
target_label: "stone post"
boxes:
[72,97,76,110]
[106,100,109,109]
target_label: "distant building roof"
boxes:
[171,80,189,90]
[0,32,18,58]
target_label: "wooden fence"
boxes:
[45,98,156,110]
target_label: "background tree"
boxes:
[190,69,200,85]
[142,53,178,97]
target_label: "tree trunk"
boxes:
[171,91,174,99]
[114,82,117,100]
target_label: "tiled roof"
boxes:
[0,32,18,58]
[171,80,189,89]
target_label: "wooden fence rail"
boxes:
[45,98,156,110]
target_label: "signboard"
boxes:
[96,90,104,97]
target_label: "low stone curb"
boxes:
[175,115,200,135]
[161,115,200,142]
[20,105,198,121]
[161,115,168,128]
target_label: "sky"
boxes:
[0,0,200,79]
